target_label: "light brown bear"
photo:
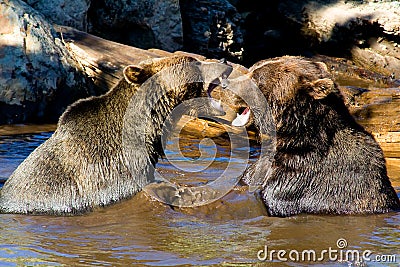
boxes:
[228,56,400,217]
[0,55,227,215]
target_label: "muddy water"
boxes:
[0,125,399,267]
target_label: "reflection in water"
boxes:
[0,129,399,266]
[0,132,53,185]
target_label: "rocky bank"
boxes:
[0,0,94,124]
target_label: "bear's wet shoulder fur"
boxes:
[245,56,400,217]
[0,55,203,215]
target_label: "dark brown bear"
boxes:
[240,56,400,217]
[0,55,227,215]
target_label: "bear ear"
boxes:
[308,78,335,99]
[314,61,329,72]
[123,65,148,84]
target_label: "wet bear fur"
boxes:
[242,56,400,217]
[0,55,220,215]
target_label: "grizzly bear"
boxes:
[236,56,400,217]
[0,55,228,215]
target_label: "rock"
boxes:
[230,1,292,64]
[311,54,400,88]
[87,0,183,52]
[24,0,244,61]
[180,0,244,61]
[340,87,400,133]
[0,0,91,124]
[277,0,400,77]
[23,0,90,31]
[351,44,400,78]
[281,1,400,44]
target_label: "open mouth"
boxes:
[206,60,250,127]
[232,106,251,127]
